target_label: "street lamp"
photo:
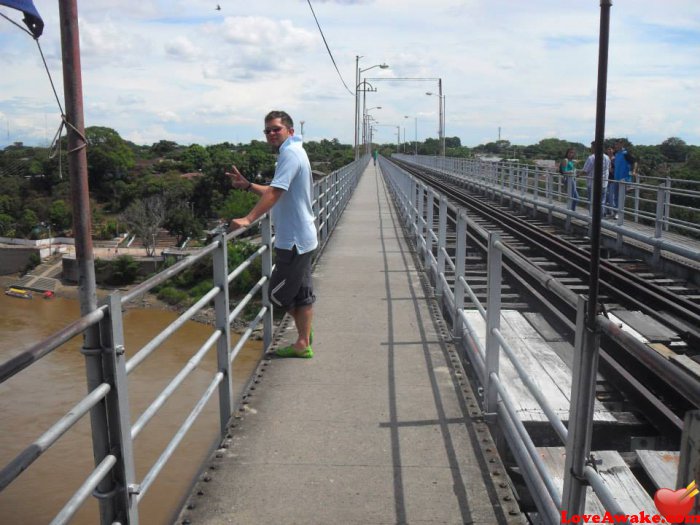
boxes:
[364,106,381,154]
[426,84,445,156]
[354,57,389,159]
[404,115,417,155]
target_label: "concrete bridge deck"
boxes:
[179,164,522,524]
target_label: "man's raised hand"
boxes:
[225,165,249,190]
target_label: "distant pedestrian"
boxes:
[581,141,611,216]
[605,146,615,216]
[611,141,637,218]
[373,149,378,166]
[559,147,578,211]
[226,110,317,358]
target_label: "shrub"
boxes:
[157,286,189,306]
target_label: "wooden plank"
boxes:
[648,343,676,360]
[463,310,616,423]
[636,450,679,490]
[538,447,657,515]
[670,354,700,379]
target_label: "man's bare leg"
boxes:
[289,304,313,351]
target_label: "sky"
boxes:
[1,0,699,150]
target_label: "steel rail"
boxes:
[405,160,700,333]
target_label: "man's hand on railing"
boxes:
[229,217,251,231]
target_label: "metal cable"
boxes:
[306,0,354,96]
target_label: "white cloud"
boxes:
[2,0,700,149]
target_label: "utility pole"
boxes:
[59,3,118,524]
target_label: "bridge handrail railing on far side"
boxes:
[396,154,700,265]
[0,155,369,525]
[380,157,662,524]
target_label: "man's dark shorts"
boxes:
[269,246,316,310]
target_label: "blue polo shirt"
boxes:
[614,149,633,182]
[269,135,318,254]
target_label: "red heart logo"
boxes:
[654,488,694,524]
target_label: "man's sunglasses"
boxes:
[263,126,286,135]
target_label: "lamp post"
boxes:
[354,57,389,159]
[364,106,381,154]
[426,81,445,156]
[404,115,417,155]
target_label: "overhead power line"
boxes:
[306,0,354,96]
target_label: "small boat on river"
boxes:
[5,287,33,299]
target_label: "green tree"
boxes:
[659,137,688,163]
[48,199,72,231]
[18,209,39,237]
[164,205,202,245]
[0,213,14,236]
[86,126,135,198]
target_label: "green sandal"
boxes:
[310,327,314,345]
[275,345,314,359]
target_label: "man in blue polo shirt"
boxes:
[227,110,318,358]
[610,140,637,218]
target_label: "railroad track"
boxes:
[390,157,700,444]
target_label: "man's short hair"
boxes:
[265,110,294,129]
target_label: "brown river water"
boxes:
[0,293,262,524]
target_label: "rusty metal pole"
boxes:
[587,0,612,327]
[59,2,119,523]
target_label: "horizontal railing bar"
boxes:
[138,372,223,501]
[121,242,219,305]
[227,244,268,285]
[584,465,628,518]
[457,309,486,375]
[228,276,266,325]
[0,308,105,385]
[491,374,562,508]
[49,454,117,525]
[131,329,222,439]
[0,382,111,491]
[459,276,487,319]
[230,306,268,363]
[497,403,561,525]
[224,214,267,243]
[126,286,220,374]
[441,247,456,272]
[493,328,568,442]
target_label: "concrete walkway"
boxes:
[180,164,521,524]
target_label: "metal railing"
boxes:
[396,154,700,265]
[0,155,368,525]
[380,156,664,524]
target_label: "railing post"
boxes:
[261,216,274,352]
[322,177,329,241]
[616,182,625,251]
[416,184,425,249]
[547,172,554,224]
[453,211,467,340]
[652,182,667,265]
[435,196,448,299]
[100,293,138,524]
[212,232,233,437]
[485,232,502,414]
[664,176,671,232]
[425,190,435,269]
[507,166,513,208]
[407,179,416,230]
[562,296,601,517]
